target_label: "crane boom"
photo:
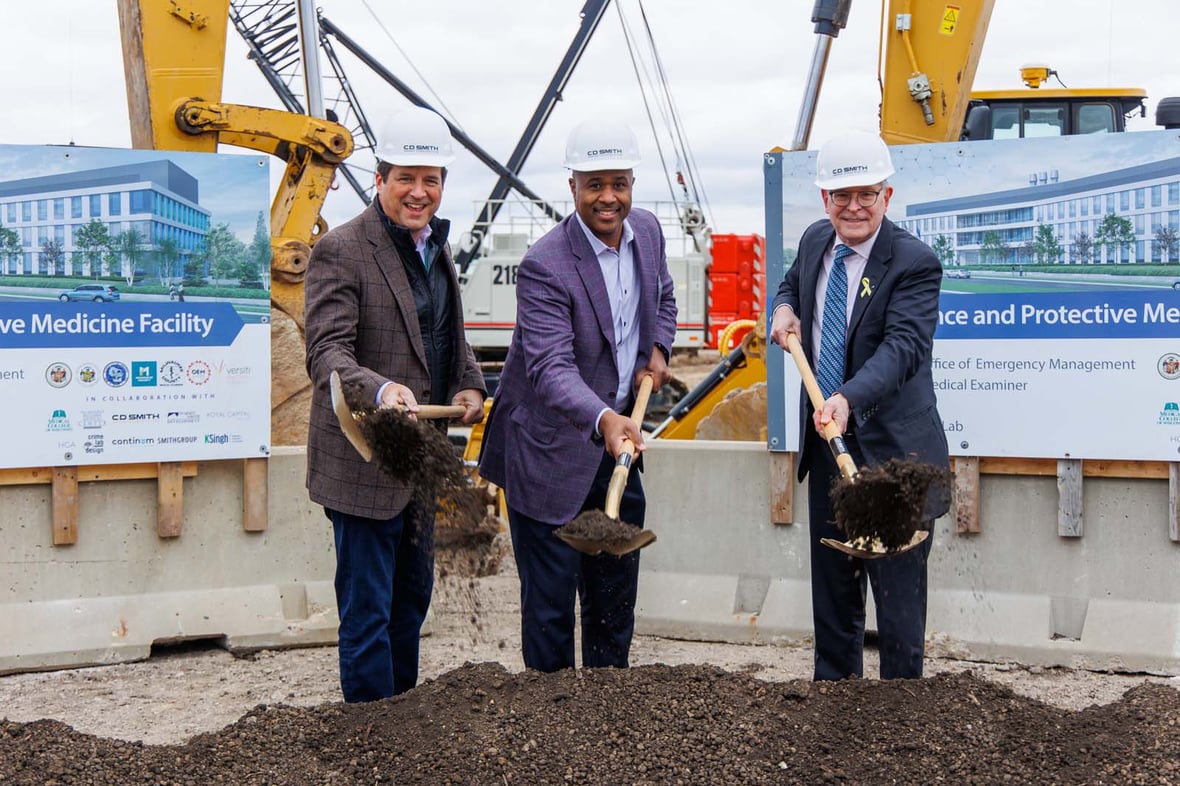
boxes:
[454,0,612,274]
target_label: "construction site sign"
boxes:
[0,145,272,468]
[766,130,1180,461]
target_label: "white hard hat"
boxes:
[563,117,642,172]
[814,130,895,190]
[375,106,456,167]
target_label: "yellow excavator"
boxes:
[649,0,1179,442]
[117,0,353,444]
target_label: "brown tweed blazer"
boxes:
[304,202,485,519]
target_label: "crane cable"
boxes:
[615,1,714,229]
[615,2,677,203]
[635,0,713,227]
[357,0,465,133]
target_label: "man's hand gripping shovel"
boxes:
[555,374,657,557]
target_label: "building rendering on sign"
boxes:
[0,160,211,277]
[896,156,1180,267]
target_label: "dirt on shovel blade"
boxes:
[356,407,466,501]
[831,458,951,550]
[558,509,644,545]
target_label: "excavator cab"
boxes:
[962,66,1147,141]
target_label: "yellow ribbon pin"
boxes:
[860,277,872,297]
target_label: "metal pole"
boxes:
[790,37,836,152]
[789,0,852,152]
[296,0,324,118]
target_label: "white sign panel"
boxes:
[0,145,272,468]
[768,131,1180,461]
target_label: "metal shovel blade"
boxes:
[556,528,657,557]
[329,370,373,462]
[820,529,929,560]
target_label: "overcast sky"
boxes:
[3,1,1176,245]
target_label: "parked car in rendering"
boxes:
[58,284,121,302]
[944,269,971,279]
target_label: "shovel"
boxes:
[330,369,465,462]
[784,333,929,559]
[555,374,657,557]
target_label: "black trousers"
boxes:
[507,450,646,673]
[805,427,933,680]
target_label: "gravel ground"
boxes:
[3,464,1178,783]
[1,565,1176,748]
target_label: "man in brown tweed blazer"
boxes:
[304,106,485,702]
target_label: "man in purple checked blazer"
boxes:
[478,117,678,673]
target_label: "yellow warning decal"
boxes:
[940,4,960,35]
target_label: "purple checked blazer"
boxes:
[478,208,678,525]
[304,202,485,520]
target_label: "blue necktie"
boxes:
[818,244,853,399]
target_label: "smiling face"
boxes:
[821,182,892,246]
[376,164,444,239]
[569,169,634,248]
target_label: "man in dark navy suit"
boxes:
[769,130,950,681]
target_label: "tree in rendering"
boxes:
[0,226,20,275]
[1154,225,1179,264]
[205,223,246,284]
[980,231,1008,266]
[1072,231,1095,265]
[1094,213,1135,263]
[40,239,65,276]
[1029,223,1064,265]
[113,228,146,285]
[183,250,208,287]
[75,219,111,278]
[155,236,180,284]
[241,210,270,288]
[930,234,955,267]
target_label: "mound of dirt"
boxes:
[2,663,1177,785]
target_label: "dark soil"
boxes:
[3,664,1176,785]
[356,406,467,501]
[435,484,503,578]
[832,458,951,549]
[559,509,644,543]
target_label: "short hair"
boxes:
[376,161,447,183]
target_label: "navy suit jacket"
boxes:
[479,208,678,525]
[772,216,950,516]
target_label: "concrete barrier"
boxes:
[4,442,1178,675]
[0,448,337,674]
[637,441,1180,675]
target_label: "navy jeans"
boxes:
[328,504,434,702]
[507,450,646,673]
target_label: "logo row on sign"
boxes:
[42,360,252,389]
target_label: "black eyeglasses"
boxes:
[828,189,883,207]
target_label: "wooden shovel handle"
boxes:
[785,333,858,482]
[412,404,467,420]
[604,374,655,519]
